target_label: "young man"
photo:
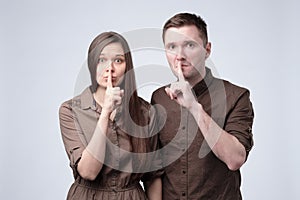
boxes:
[151,13,254,199]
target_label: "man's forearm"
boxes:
[189,102,246,170]
[145,177,162,200]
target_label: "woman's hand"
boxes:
[102,70,124,116]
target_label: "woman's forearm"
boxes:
[77,111,110,180]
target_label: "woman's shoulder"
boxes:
[136,97,159,122]
[59,95,80,111]
[59,87,91,114]
[59,98,76,119]
[137,96,151,109]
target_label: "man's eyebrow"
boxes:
[183,40,198,44]
[165,42,175,46]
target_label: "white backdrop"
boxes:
[1,0,299,199]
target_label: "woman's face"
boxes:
[96,42,126,88]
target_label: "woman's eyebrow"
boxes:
[99,53,124,57]
[115,54,125,57]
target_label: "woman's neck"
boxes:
[93,86,106,107]
[93,86,116,120]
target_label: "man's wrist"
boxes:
[189,101,202,117]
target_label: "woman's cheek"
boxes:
[96,71,104,85]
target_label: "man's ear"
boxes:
[205,42,211,59]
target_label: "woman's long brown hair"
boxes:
[87,31,149,156]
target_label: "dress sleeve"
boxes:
[225,90,254,158]
[59,101,86,178]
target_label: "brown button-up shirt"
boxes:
[151,68,254,200]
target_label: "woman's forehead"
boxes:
[100,42,125,56]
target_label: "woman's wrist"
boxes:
[100,108,111,119]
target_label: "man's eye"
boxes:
[187,43,195,48]
[167,44,176,50]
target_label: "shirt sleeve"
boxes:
[224,90,254,158]
[59,101,86,179]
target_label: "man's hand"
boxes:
[165,61,197,109]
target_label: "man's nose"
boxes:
[176,47,186,60]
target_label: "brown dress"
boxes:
[59,87,162,200]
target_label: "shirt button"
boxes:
[182,192,186,196]
[182,170,186,174]
[182,126,186,130]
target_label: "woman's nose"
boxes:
[106,61,115,72]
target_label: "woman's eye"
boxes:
[114,58,123,63]
[98,58,106,63]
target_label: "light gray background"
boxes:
[1,0,299,199]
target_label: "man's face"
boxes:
[164,25,211,84]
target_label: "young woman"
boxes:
[59,32,162,200]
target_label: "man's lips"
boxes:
[180,63,191,68]
[182,61,191,65]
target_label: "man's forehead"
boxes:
[164,26,202,43]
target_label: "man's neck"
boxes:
[187,68,206,87]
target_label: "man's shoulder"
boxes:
[152,84,170,96]
[216,78,251,99]
[223,79,249,91]
[151,85,170,102]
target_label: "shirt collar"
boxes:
[192,67,214,97]
[80,86,98,111]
